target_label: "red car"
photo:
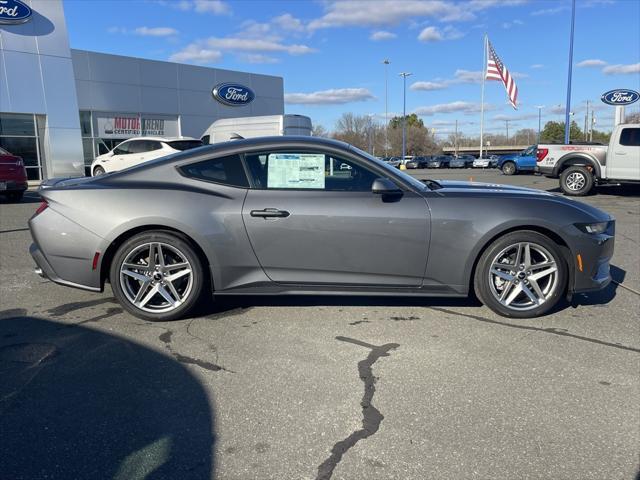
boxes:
[0,146,28,201]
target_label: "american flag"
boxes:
[486,40,518,110]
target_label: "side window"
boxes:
[146,140,163,151]
[243,151,381,192]
[127,140,148,154]
[201,135,210,145]
[180,154,249,188]
[619,128,640,147]
[113,141,131,155]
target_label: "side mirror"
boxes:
[372,177,402,195]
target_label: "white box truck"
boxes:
[201,114,312,144]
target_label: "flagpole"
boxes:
[479,34,487,158]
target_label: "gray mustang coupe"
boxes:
[29,137,614,321]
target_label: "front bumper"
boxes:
[564,223,615,294]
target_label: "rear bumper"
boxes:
[30,243,101,292]
[535,165,555,177]
[0,180,28,192]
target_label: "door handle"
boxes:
[615,151,627,155]
[250,208,290,218]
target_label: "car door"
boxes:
[106,140,132,170]
[241,149,430,287]
[607,127,640,180]
[519,146,537,170]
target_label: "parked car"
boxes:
[429,155,453,168]
[497,146,537,175]
[384,157,401,168]
[473,155,499,168]
[536,123,639,196]
[91,137,203,176]
[405,156,430,169]
[451,155,475,168]
[0,146,28,201]
[31,136,614,321]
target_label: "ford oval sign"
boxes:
[600,89,640,106]
[0,0,32,24]
[212,83,255,106]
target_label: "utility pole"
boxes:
[584,100,590,141]
[383,59,390,156]
[564,0,576,144]
[506,120,509,143]
[455,119,458,156]
[536,105,544,144]
[399,72,412,160]
[590,110,595,142]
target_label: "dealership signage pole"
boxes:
[399,72,412,160]
[383,59,390,156]
[479,34,488,159]
[564,0,576,144]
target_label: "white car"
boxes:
[473,155,498,168]
[91,137,202,176]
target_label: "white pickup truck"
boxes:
[536,123,639,195]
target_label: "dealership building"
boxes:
[0,0,284,180]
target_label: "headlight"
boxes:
[575,221,610,234]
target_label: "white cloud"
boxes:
[107,26,127,34]
[603,63,640,75]
[502,19,524,29]
[168,45,222,64]
[414,101,487,116]
[175,0,231,14]
[243,54,280,64]
[530,64,544,69]
[452,69,484,84]
[272,13,305,32]
[493,112,539,121]
[576,59,608,68]
[418,26,443,42]
[205,37,315,55]
[531,6,567,16]
[134,27,178,37]
[370,30,397,41]
[410,81,448,91]
[285,88,375,105]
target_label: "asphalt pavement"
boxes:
[1,170,638,480]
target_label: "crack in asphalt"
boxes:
[158,330,233,373]
[430,307,640,354]
[315,336,399,480]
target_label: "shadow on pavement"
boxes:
[0,312,215,480]
[570,264,625,307]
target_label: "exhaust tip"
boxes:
[34,267,44,278]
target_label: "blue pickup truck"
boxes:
[497,145,537,175]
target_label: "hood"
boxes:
[432,180,611,220]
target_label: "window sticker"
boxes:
[267,153,325,189]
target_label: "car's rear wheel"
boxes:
[501,161,516,175]
[110,231,205,321]
[474,231,567,318]
[93,166,106,176]
[560,166,594,196]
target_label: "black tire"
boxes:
[93,166,106,176]
[501,161,516,175]
[109,231,206,321]
[474,231,567,318]
[560,166,594,196]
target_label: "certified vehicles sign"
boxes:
[600,89,640,106]
[0,0,32,24]
[212,83,255,106]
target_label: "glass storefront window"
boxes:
[0,113,36,136]
[79,111,92,137]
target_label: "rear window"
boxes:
[619,128,640,147]
[168,140,203,151]
[180,154,248,188]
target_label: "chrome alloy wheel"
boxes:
[488,242,559,311]
[119,242,193,313]
[565,172,586,191]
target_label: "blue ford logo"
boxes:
[601,89,640,106]
[212,83,255,106]
[0,0,32,24]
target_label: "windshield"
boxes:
[350,145,429,191]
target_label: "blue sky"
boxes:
[65,0,640,138]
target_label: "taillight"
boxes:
[536,148,548,162]
[34,201,48,216]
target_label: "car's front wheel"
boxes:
[474,231,567,318]
[560,166,594,196]
[110,231,206,321]
[501,161,516,175]
[93,166,106,176]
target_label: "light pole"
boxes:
[399,72,412,159]
[505,119,509,143]
[383,59,390,156]
[536,105,544,144]
[564,0,576,144]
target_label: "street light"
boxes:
[536,105,544,144]
[399,72,412,160]
[383,59,390,156]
